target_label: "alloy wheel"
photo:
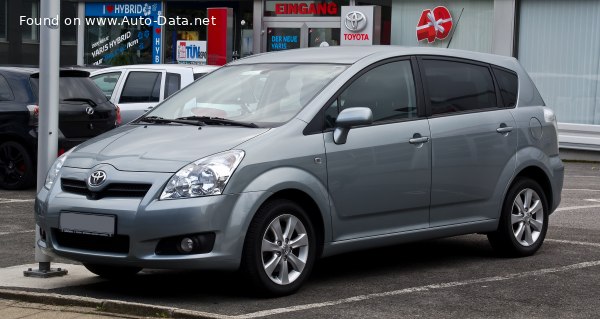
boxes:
[261,214,309,285]
[511,188,544,246]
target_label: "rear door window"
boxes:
[0,75,14,101]
[493,67,519,107]
[119,71,162,103]
[91,72,122,99]
[421,59,497,116]
[165,73,181,98]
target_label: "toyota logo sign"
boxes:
[85,106,95,115]
[345,11,367,32]
[88,170,107,187]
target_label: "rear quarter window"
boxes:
[492,67,519,107]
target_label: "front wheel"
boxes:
[488,178,549,257]
[83,263,142,279]
[241,199,316,296]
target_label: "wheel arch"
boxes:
[0,133,36,158]
[511,165,553,210]
[262,189,326,258]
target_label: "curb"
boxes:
[0,288,233,319]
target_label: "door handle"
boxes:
[496,126,513,134]
[409,136,430,145]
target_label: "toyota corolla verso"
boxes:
[35,47,564,296]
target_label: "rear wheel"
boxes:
[83,263,142,279]
[0,141,35,190]
[488,178,549,257]
[241,199,316,296]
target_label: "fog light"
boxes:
[180,237,194,253]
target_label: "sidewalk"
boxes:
[0,298,146,319]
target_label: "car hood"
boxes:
[64,124,269,172]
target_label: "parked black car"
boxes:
[0,67,120,189]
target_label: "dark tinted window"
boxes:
[165,73,181,98]
[325,60,417,127]
[30,77,108,104]
[193,73,207,80]
[493,67,518,107]
[0,75,14,101]
[422,60,496,115]
[119,72,162,103]
[0,0,6,40]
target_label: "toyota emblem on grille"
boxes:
[345,11,367,32]
[88,170,107,187]
[85,106,95,115]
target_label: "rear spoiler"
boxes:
[30,69,90,78]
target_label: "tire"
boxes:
[241,199,317,296]
[0,141,35,190]
[488,178,549,257]
[83,263,142,279]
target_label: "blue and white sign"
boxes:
[176,40,207,64]
[85,2,163,65]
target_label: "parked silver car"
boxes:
[35,46,564,296]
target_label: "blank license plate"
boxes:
[59,212,115,237]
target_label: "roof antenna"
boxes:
[446,8,464,49]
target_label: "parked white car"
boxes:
[90,64,219,124]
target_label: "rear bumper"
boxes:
[549,155,564,213]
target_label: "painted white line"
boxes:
[546,239,600,248]
[234,260,600,318]
[0,198,35,203]
[584,199,600,203]
[564,175,600,178]
[563,188,600,192]
[554,204,600,212]
[0,230,34,236]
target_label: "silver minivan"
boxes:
[36,47,564,296]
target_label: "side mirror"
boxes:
[333,107,373,144]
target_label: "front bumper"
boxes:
[35,165,266,270]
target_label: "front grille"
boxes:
[61,178,152,199]
[53,229,129,254]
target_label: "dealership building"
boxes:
[0,0,599,152]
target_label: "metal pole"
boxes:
[24,0,67,278]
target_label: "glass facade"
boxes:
[0,0,6,41]
[518,0,600,125]
[390,0,493,53]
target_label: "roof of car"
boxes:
[91,64,220,74]
[228,46,517,67]
[0,67,90,77]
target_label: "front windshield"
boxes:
[144,63,347,127]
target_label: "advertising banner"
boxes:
[176,40,207,64]
[340,6,380,46]
[85,2,163,65]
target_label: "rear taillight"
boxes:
[58,148,65,156]
[26,105,39,126]
[115,104,122,126]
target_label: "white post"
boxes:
[24,0,67,278]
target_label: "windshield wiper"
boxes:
[63,98,97,107]
[138,116,206,126]
[176,116,258,128]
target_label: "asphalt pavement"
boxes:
[0,161,599,318]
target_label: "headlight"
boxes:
[160,150,245,200]
[44,149,73,189]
